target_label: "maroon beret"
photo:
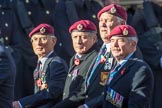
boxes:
[97,4,127,21]
[108,25,137,40]
[69,20,97,33]
[29,23,54,37]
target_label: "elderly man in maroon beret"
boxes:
[52,20,99,108]
[98,3,127,44]
[102,25,154,108]
[78,4,142,108]
[12,23,68,108]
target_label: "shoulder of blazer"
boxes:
[42,52,67,71]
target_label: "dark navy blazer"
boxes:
[19,52,68,108]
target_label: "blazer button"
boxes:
[86,95,88,98]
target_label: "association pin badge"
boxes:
[77,24,83,31]
[104,63,111,70]
[123,28,128,36]
[40,27,46,33]
[100,72,109,85]
[110,6,116,14]
[72,69,78,80]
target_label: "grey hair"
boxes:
[127,36,138,43]
[48,35,56,38]
[117,17,127,25]
[71,31,97,36]
[86,31,97,36]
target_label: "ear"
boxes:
[52,37,57,46]
[92,36,97,43]
[130,41,136,47]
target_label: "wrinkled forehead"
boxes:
[31,33,53,38]
[110,35,127,40]
[100,12,116,20]
[71,31,91,36]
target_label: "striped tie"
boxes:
[34,61,42,78]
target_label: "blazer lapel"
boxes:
[68,56,76,73]
[42,52,56,72]
[89,63,104,86]
[87,52,112,88]
[109,56,138,87]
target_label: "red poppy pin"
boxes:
[100,55,106,63]
[36,78,42,87]
[121,68,126,75]
[74,58,80,65]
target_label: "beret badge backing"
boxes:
[40,27,46,34]
[110,7,116,14]
[123,28,128,36]
[77,24,83,31]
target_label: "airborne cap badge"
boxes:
[123,28,128,35]
[110,6,116,14]
[77,24,83,31]
[40,27,46,34]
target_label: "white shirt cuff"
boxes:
[160,57,162,68]
[84,104,89,108]
[18,101,23,108]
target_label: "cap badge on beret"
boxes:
[110,6,116,14]
[77,24,83,31]
[40,27,46,34]
[123,28,128,35]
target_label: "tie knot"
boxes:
[36,60,42,70]
[37,60,41,65]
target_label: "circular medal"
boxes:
[104,63,111,70]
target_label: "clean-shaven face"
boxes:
[99,12,121,43]
[71,32,97,54]
[31,34,56,58]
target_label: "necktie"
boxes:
[86,44,107,86]
[34,61,42,78]
[108,64,121,84]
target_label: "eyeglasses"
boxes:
[31,36,55,43]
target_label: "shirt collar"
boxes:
[105,43,110,52]
[38,50,54,68]
[118,51,134,66]
[75,53,82,59]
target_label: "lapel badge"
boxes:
[40,27,46,34]
[110,6,116,14]
[72,69,78,80]
[77,24,83,31]
[120,68,126,75]
[100,72,109,85]
[123,28,128,36]
[100,55,106,63]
